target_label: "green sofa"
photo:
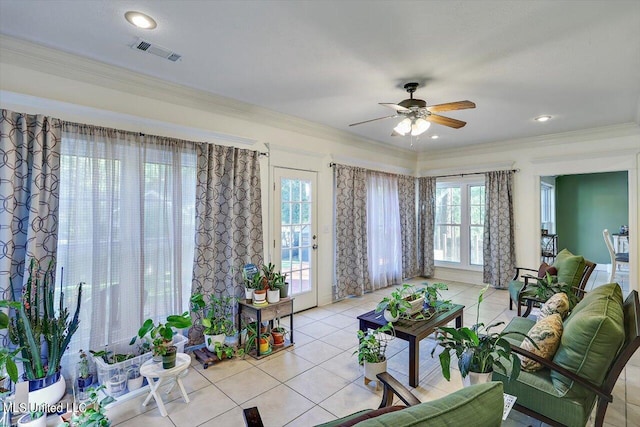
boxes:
[244,373,504,427]
[494,283,640,427]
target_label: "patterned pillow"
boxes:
[538,292,570,320]
[519,313,563,372]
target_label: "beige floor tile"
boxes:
[297,320,340,338]
[318,382,381,419]
[199,405,247,427]
[215,367,280,404]
[286,366,351,403]
[242,384,315,427]
[627,402,640,426]
[298,307,335,321]
[319,349,362,382]
[318,313,358,329]
[166,384,236,427]
[257,351,315,382]
[319,328,358,350]
[177,367,212,394]
[284,405,337,426]
[291,339,343,365]
[289,329,314,348]
[106,390,159,425]
[113,410,175,427]
[195,356,253,382]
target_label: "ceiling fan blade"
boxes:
[349,114,398,127]
[379,103,411,113]
[427,100,476,112]
[426,114,467,129]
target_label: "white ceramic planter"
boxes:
[406,296,425,315]
[364,359,387,381]
[127,375,143,392]
[205,333,226,351]
[17,413,46,427]
[267,289,280,304]
[383,309,399,323]
[462,371,493,387]
[28,373,66,406]
[244,288,254,301]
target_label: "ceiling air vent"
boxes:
[131,38,182,62]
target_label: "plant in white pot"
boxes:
[353,323,394,386]
[375,288,410,323]
[130,312,192,369]
[190,293,236,352]
[1,259,83,406]
[431,285,536,386]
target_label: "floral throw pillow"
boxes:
[538,292,570,320]
[520,313,564,372]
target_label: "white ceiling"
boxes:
[1,0,639,152]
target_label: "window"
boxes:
[56,129,197,363]
[541,181,555,233]
[434,180,485,269]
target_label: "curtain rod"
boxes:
[431,169,519,179]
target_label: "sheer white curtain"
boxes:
[367,172,402,288]
[56,124,197,369]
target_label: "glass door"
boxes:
[273,168,317,311]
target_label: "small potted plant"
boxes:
[421,282,449,308]
[375,288,411,323]
[191,293,237,352]
[270,318,289,347]
[353,324,394,384]
[59,385,115,427]
[76,349,93,400]
[130,312,192,369]
[262,263,283,304]
[241,263,260,301]
[17,410,45,427]
[431,285,536,386]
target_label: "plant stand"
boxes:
[238,298,294,359]
[139,353,191,417]
[193,347,228,369]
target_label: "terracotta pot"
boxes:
[253,289,267,303]
[271,330,285,346]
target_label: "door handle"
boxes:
[312,244,318,250]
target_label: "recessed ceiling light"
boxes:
[430,135,439,139]
[534,115,552,122]
[125,11,157,29]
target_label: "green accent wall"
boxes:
[556,171,628,264]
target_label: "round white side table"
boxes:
[140,353,191,417]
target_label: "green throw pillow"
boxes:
[553,249,586,288]
[550,283,625,395]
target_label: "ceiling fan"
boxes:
[349,82,476,136]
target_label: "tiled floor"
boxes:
[103,270,636,427]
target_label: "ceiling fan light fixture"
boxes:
[394,117,412,135]
[125,11,157,29]
[411,118,431,136]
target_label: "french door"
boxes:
[273,168,318,311]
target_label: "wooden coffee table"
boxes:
[357,304,464,387]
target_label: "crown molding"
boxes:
[417,122,640,161]
[0,35,414,158]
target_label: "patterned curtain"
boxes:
[0,110,61,296]
[418,176,436,277]
[483,170,516,288]
[398,175,418,279]
[191,144,263,341]
[333,164,369,300]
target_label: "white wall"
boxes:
[417,126,640,291]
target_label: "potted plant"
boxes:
[130,312,192,369]
[431,285,535,386]
[17,410,45,427]
[191,293,237,352]
[59,385,115,427]
[262,263,283,304]
[0,308,23,393]
[270,318,289,347]
[420,282,449,308]
[375,288,411,323]
[251,271,267,304]
[1,258,83,405]
[241,263,260,301]
[76,349,93,400]
[353,324,394,384]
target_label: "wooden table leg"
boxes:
[408,336,419,387]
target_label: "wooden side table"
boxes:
[140,353,191,417]
[238,298,294,359]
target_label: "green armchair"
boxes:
[243,373,504,427]
[495,284,640,427]
[508,248,596,316]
